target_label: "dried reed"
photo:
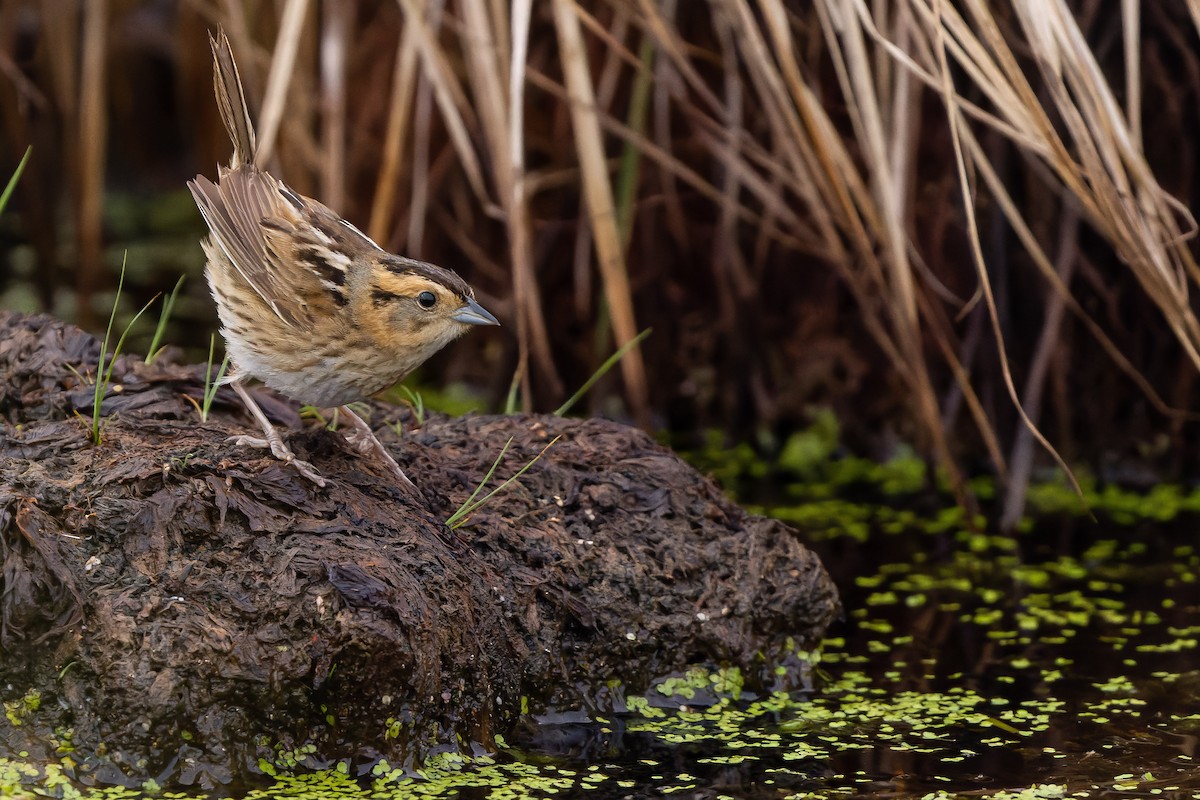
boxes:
[3,1,1197,520]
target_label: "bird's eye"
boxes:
[417,291,437,309]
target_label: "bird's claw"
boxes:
[339,408,417,490]
[227,434,327,487]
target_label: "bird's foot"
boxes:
[227,434,327,487]
[340,407,418,489]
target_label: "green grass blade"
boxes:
[555,328,652,417]
[202,334,217,421]
[146,274,187,364]
[504,369,521,414]
[615,39,654,247]
[90,252,158,443]
[445,436,513,529]
[92,254,127,444]
[105,293,160,388]
[400,385,426,426]
[447,435,560,529]
[201,334,230,422]
[0,146,31,214]
[209,356,230,416]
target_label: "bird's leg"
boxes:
[339,405,417,489]
[229,380,326,487]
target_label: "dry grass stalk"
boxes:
[367,13,422,243]
[396,0,488,210]
[254,0,310,168]
[808,0,967,495]
[319,2,349,210]
[458,0,562,408]
[10,0,1198,509]
[925,0,1071,501]
[551,0,647,424]
[78,1,106,329]
[819,0,1198,508]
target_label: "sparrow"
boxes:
[188,29,498,488]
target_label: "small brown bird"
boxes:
[188,30,498,488]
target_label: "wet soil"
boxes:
[0,311,838,789]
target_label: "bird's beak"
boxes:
[451,296,500,326]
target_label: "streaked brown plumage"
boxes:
[189,30,498,488]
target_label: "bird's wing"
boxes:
[189,168,360,328]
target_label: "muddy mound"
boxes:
[0,311,838,788]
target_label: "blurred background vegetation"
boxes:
[1,0,1198,519]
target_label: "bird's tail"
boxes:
[210,28,257,167]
